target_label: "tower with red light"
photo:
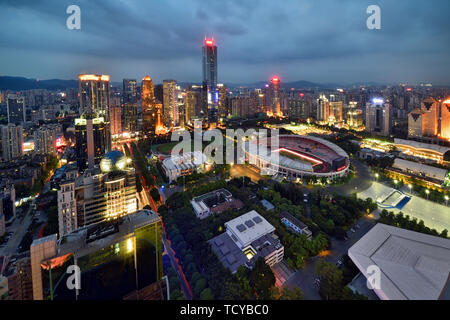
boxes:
[270,76,281,116]
[202,37,218,125]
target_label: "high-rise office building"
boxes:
[270,76,281,116]
[31,209,164,300]
[346,101,363,129]
[408,108,425,138]
[317,94,329,122]
[365,98,392,136]
[6,94,26,125]
[57,151,137,237]
[122,103,138,135]
[421,97,438,137]
[75,112,108,170]
[1,124,23,161]
[141,76,157,135]
[202,38,218,125]
[122,79,138,104]
[184,85,203,125]
[77,74,112,168]
[110,106,122,137]
[163,80,176,129]
[440,98,450,140]
[78,74,111,118]
[217,83,227,119]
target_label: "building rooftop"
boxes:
[395,138,450,156]
[348,223,450,300]
[225,210,275,248]
[392,158,448,181]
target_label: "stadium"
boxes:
[244,135,350,179]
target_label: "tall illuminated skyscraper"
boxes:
[163,80,176,129]
[141,76,157,135]
[421,97,438,137]
[440,98,450,140]
[77,74,112,170]
[202,38,218,125]
[270,76,281,116]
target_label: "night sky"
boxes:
[1,0,449,85]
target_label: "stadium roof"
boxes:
[348,223,450,300]
[395,138,450,156]
[392,158,448,181]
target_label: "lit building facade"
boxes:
[162,79,176,129]
[1,124,23,161]
[270,76,281,116]
[75,113,108,170]
[57,151,137,238]
[202,38,218,125]
[6,94,26,125]
[440,98,450,140]
[141,76,157,135]
[109,106,122,137]
[365,98,392,136]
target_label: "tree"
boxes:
[248,258,276,300]
[315,259,344,300]
[194,278,207,296]
[279,286,304,300]
[200,288,214,300]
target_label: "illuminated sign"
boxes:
[372,98,384,104]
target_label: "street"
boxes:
[284,215,377,299]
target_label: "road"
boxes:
[229,164,264,182]
[359,181,450,232]
[326,159,373,195]
[128,142,193,300]
[0,198,36,257]
[284,215,377,299]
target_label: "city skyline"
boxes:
[0,0,449,85]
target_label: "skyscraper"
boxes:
[122,79,137,104]
[184,85,203,125]
[141,76,158,135]
[365,98,392,136]
[270,76,281,116]
[110,106,122,137]
[6,94,26,125]
[78,74,111,118]
[202,38,218,125]
[75,112,108,170]
[163,80,176,129]
[1,124,23,161]
[440,98,450,140]
[77,74,112,166]
[421,97,438,137]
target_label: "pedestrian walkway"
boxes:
[272,261,295,287]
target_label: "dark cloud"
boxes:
[0,0,449,84]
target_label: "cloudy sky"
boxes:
[0,0,449,85]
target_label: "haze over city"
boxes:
[0,0,449,84]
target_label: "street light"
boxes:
[425,189,430,200]
[445,195,449,206]
[394,179,398,189]
[375,173,379,181]
[408,184,412,194]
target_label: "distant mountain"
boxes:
[0,76,78,91]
